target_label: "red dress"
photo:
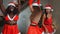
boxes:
[28,0,42,34]
[2,15,20,34]
[44,17,54,33]
[27,21,43,34]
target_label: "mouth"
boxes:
[11,9,14,11]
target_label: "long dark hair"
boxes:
[38,9,47,28]
[6,6,18,15]
[45,9,48,19]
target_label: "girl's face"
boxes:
[46,9,51,13]
[9,6,15,11]
[33,6,40,12]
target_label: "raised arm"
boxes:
[0,0,6,13]
[29,0,34,13]
[17,0,21,14]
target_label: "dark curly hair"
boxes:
[6,6,18,15]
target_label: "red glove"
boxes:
[37,0,41,4]
[29,0,34,5]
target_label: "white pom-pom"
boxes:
[51,9,53,12]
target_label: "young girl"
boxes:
[42,4,56,34]
[0,0,21,34]
[27,0,44,34]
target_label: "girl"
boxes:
[27,0,44,34]
[0,0,21,34]
[42,4,56,34]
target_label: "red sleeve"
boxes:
[14,15,19,21]
[37,0,41,4]
[5,16,9,21]
[29,0,34,5]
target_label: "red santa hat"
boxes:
[7,2,16,7]
[45,4,53,11]
[32,2,39,6]
[37,0,42,6]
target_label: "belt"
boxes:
[6,23,17,25]
[30,24,37,26]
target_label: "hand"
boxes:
[45,29,48,33]
[42,24,49,33]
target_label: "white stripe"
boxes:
[7,14,16,21]
[45,7,51,9]
[42,32,44,34]
[39,4,42,6]
[8,3,16,7]
[18,32,21,34]
[1,32,21,34]
[32,3,39,6]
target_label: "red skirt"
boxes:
[2,24,20,34]
[43,25,54,33]
[27,25,43,34]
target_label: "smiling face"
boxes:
[6,5,18,15]
[9,6,15,11]
[46,9,51,13]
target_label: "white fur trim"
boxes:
[1,32,21,34]
[7,14,16,21]
[51,9,53,11]
[45,7,53,11]
[39,4,42,6]
[8,3,16,7]
[18,32,21,34]
[42,31,44,34]
[45,7,51,9]
[32,3,39,6]
[52,29,56,34]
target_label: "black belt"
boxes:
[5,23,17,25]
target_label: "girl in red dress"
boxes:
[42,4,56,34]
[27,0,44,34]
[0,0,21,34]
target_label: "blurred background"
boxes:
[0,0,60,34]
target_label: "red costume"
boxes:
[27,22,43,34]
[27,0,43,34]
[43,4,54,33]
[44,17,54,33]
[2,14,20,34]
[1,2,20,34]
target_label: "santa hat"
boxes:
[7,2,16,7]
[39,4,42,6]
[37,0,42,6]
[45,4,53,11]
[32,2,39,6]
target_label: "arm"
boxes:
[42,14,48,33]
[0,0,6,14]
[17,0,21,14]
[29,0,34,13]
